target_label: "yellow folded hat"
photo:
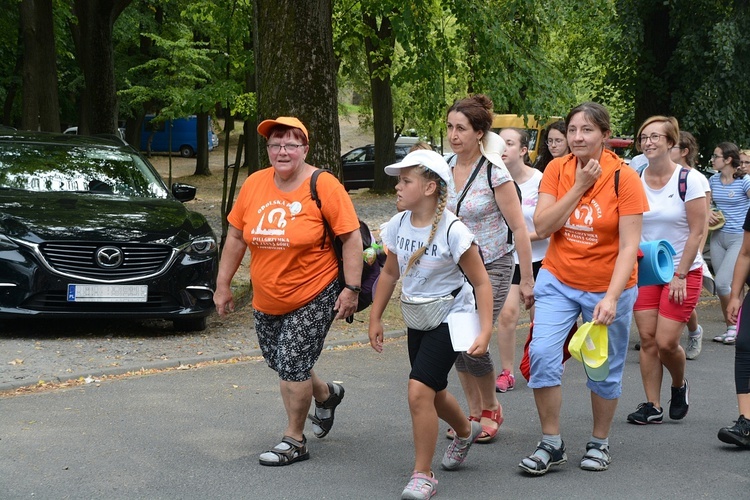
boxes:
[568,321,609,381]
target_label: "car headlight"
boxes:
[186,236,217,255]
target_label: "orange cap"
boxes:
[257,116,309,140]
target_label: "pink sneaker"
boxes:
[495,370,515,393]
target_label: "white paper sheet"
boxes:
[447,312,481,352]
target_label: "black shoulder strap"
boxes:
[455,157,488,216]
[310,169,336,252]
[614,168,621,197]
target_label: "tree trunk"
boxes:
[242,36,258,174]
[19,0,60,132]
[362,12,397,192]
[70,0,132,135]
[194,111,211,176]
[254,0,340,175]
[634,1,676,127]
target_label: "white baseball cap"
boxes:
[384,149,451,185]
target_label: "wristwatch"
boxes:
[344,284,362,293]
[674,272,687,280]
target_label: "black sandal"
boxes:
[580,441,611,471]
[518,441,567,475]
[258,436,309,466]
[308,382,345,438]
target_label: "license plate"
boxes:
[67,284,148,302]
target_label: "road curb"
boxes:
[0,328,406,394]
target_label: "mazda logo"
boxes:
[96,246,123,268]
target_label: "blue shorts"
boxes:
[529,269,637,399]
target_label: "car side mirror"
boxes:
[172,183,196,202]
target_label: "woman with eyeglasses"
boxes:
[667,131,712,360]
[740,149,750,176]
[533,120,570,172]
[708,142,750,344]
[627,117,707,426]
[214,116,363,466]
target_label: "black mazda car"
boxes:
[0,131,217,331]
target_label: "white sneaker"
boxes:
[686,325,703,360]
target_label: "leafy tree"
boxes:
[613,0,750,157]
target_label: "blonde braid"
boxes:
[404,167,447,274]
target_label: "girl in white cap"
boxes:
[368,149,493,500]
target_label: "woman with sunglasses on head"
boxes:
[214,117,362,466]
[708,142,750,344]
[442,94,534,445]
[627,117,707,426]
[534,120,570,173]
[669,131,712,360]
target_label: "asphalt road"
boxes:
[1,298,748,499]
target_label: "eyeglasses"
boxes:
[670,146,683,150]
[711,154,724,160]
[266,143,304,154]
[546,138,565,146]
[638,133,667,144]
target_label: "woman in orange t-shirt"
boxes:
[518,102,648,476]
[214,117,362,467]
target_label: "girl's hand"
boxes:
[466,333,491,357]
[466,340,488,357]
[368,321,384,353]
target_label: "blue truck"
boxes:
[139,115,219,157]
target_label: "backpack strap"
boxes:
[614,169,621,197]
[678,167,689,202]
[310,169,338,255]
[636,166,689,201]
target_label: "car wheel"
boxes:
[179,145,195,158]
[173,316,206,332]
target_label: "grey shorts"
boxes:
[454,253,514,376]
[253,280,338,382]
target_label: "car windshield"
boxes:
[0,143,168,198]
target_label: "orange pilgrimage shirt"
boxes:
[539,150,649,292]
[228,167,360,315]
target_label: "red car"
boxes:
[606,137,635,161]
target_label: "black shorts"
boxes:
[407,323,459,392]
[511,260,544,285]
